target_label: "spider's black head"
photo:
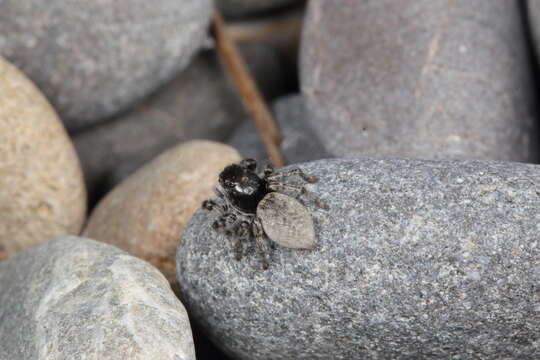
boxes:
[218,161,268,213]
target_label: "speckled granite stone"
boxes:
[177,158,540,359]
[229,95,332,165]
[0,0,212,131]
[0,236,195,360]
[0,57,86,260]
[301,0,539,162]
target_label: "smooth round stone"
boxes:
[84,140,241,283]
[301,0,539,162]
[0,236,195,360]
[216,0,301,18]
[0,57,86,260]
[229,95,332,165]
[74,45,284,199]
[177,158,540,359]
[0,0,212,131]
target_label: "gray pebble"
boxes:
[74,45,284,198]
[1,236,195,360]
[177,158,540,359]
[301,0,539,162]
[229,94,332,165]
[0,0,212,131]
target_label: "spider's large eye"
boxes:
[224,180,234,188]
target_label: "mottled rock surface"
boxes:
[75,45,283,198]
[0,236,195,360]
[0,57,86,260]
[216,0,301,18]
[84,141,241,283]
[229,95,331,164]
[177,158,540,359]
[0,0,212,131]
[301,0,539,161]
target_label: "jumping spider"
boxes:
[202,158,328,270]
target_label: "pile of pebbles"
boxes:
[1,1,539,359]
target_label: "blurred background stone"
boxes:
[0,0,212,132]
[84,141,241,283]
[74,44,284,205]
[0,236,195,360]
[0,57,86,260]
[229,94,332,164]
[178,158,540,359]
[216,0,303,18]
[301,0,539,162]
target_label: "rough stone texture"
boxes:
[74,45,284,199]
[0,0,212,131]
[216,0,301,18]
[84,141,241,283]
[177,158,540,359]
[0,57,86,260]
[301,0,539,162]
[0,236,195,360]
[229,95,332,165]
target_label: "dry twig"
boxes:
[211,10,285,168]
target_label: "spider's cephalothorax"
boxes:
[202,158,328,270]
[218,162,269,214]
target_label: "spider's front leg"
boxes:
[202,199,225,213]
[267,181,329,210]
[212,212,238,234]
[233,221,250,261]
[253,217,272,270]
[267,166,319,184]
[240,158,257,172]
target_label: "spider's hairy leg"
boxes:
[240,158,257,172]
[212,212,238,233]
[253,218,271,270]
[234,221,250,261]
[268,182,329,210]
[262,163,275,180]
[202,199,224,212]
[267,167,319,184]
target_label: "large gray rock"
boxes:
[216,0,301,18]
[0,0,212,131]
[74,45,284,199]
[229,94,332,165]
[0,236,195,360]
[301,0,539,162]
[177,158,540,359]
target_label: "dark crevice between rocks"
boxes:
[170,281,232,360]
[222,0,307,21]
[518,0,540,163]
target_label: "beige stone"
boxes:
[83,140,241,282]
[0,57,86,260]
